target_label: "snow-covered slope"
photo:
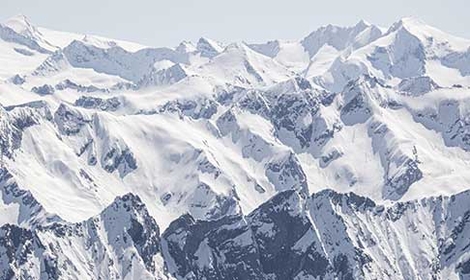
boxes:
[318,17,470,91]
[1,14,470,279]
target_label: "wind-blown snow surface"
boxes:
[1,14,470,279]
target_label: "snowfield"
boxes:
[1,14,470,279]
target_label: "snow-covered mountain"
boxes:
[1,14,470,279]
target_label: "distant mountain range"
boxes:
[1,15,470,279]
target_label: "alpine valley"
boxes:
[0,15,470,279]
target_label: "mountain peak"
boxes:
[82,34,118,49]
[99,192,149,221]
[384,16,468,47]
[388,16,427,32]
[0,14,60,53]
[176,40,197,53]
[302,19,380,58]
[224,41,248,52]
[355,19,370,28]
[385,16,448,40]
[4,14,31,25]
[3,14,37,36]
[197,37,224,58]
[246,40,281,58]
[397,16,425,26]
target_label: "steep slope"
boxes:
[319,17,470,91]
[0,14,57,54]
[248,40,310,72]
[0,14,470,279]
[196,37,224,58]
[247,20,383,75]
[301,20,383,59]
[197,42,293,87]
[0,15,51,80]
[60,40,187,83]
[0,193,172,279]
[2,188,469,279]
[162,189,470,280]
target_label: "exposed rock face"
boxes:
[0,101,52,158]
[1,185,470,280]
[161,189,470,280]
[160,98,218,120]
[31,84,55,95]
[0,168,61,228]
[0,193,171,280]
[266,153,308,195]
[3,15,470,280]
[161,214,264,279]
[74,96,121,111]
[101,145,138,177]
[54,103,90,135]
[55,79,109,93]
[138,64,188,88]
[397,76,439,96]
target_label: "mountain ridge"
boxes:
[2,187,470,279]
[1,14,470,279]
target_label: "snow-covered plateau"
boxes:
[1,14,470,279]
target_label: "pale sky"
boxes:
[1,0,467,48]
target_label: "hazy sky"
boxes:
[1,0,467,47]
